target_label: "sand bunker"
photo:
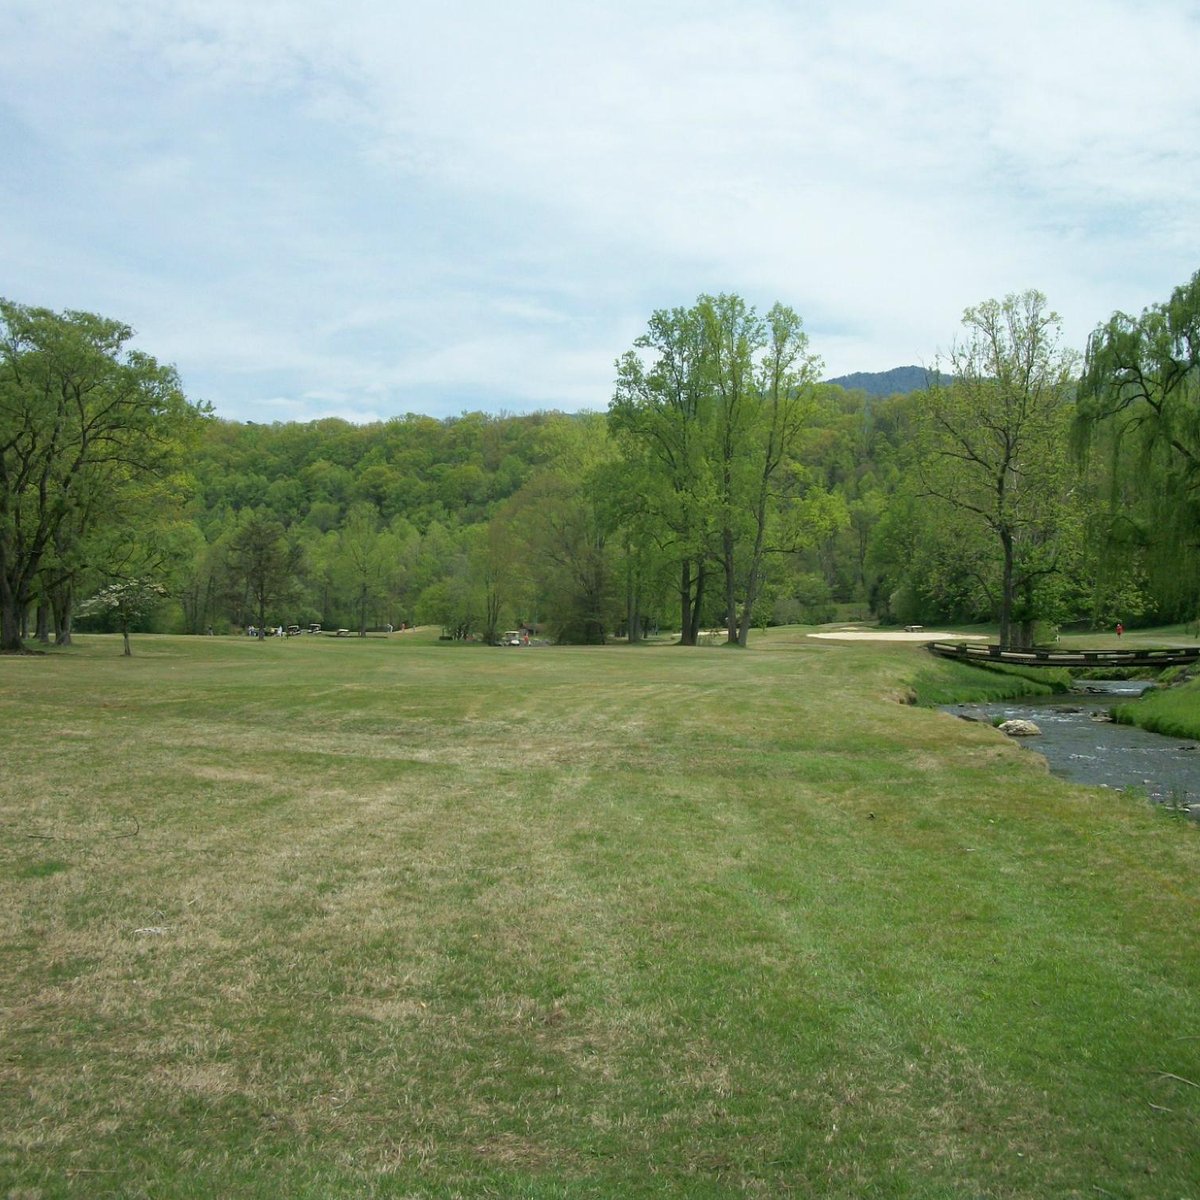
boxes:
[808,630,989,642]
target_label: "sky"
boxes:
[2,1,1198,424]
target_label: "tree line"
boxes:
[2,272,1198,652]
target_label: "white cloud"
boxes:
[1,0,1197,416]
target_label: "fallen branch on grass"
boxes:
[1156,1071,1200,1089]
[15,815,140,841]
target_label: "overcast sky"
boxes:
[2,1,1197,423]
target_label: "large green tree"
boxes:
[469,508,528,645]
[610,294,826,645]
[508,414,617,645]
[0,301,200,652]
[224,511,303,631]
[727,300,827,645]
[611,303,714,644]
[335,503,394,635]
[915,291,1079,649]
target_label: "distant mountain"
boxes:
[825,366,935,397]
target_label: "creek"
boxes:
[941,680,1200,819]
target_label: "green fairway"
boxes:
[2,631,1198,1198]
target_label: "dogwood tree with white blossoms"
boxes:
[76,579,168,656]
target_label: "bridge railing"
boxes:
[927,642,1200,668]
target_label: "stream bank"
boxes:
[942,680,1200,819]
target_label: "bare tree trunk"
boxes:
[484,583,501,645]
[625,548,642,643]
[53,582,74,646]
[722,527,738,644]
[36,601,50,644]
[686,564,706,645]
[1,574,25,651]
[999,529,1015,651]
[679,559,698,645]
[737,566,761,648]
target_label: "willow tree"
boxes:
[916,291,1079,650]
[0,301,201,653]
[1075,270,1200,621]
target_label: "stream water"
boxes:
[941,681,1200,818]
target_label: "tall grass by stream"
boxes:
[2,629,1197,1198]
[1115,674,1200,740]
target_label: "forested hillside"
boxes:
[825,366,933,396]
[4,274,1199,649]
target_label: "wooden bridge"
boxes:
[927,641,1200,669]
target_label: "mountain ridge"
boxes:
[825,365,934,396]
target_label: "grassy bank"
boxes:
[1054,622,1200,740]
[911,658,1071,706]
[1115,675,1200,740]
[2,630,1198,1198]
